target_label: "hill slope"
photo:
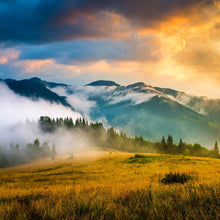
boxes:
[0,152,219,219]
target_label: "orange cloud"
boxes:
[0,57,7,64]
[133,4,220,91]
[0,48,19,64]
[20,59,54,73]
[214,0,220,7]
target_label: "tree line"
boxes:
[158,135,219,158]
[0,116,219,168]
[39,116,220,158]
[0,139,56,168]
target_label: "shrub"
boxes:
[161,172,192,184]
[125,154,160,164]
[134,154,147,158]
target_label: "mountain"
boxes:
[84,83,219,146]
[1,77,219,147]
[156,87,220,127]
[1,77,70,107]
[29,77,68,88]
[87,80,120,87]
[126,82,146,89]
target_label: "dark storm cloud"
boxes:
[0,1,100,44]
[0,0,214,44]
[110,0,214,24]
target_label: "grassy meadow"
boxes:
[0,150,220,220]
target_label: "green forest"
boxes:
[39,116,220,157]
[0,116,219,168]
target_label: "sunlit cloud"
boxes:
[0,48,19,64]
[16,59,55,73]
[214,0,220,7]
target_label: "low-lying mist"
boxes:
[0,82,92,154]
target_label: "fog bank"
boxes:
[0,83,90,153]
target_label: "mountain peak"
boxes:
[126,82,146,89]
[29,77,42,82]
[28,77,68,88]
[29,77,41,81]
[87,80,120,87]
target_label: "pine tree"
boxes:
[178,138,185,154]
[0,152,9,168]
[214,141,219,158]
[33,139,40,152]
[161,136,167,153]
[107,127,117,147]
[41,142,50,156]
[51,144,57,159]
[167,135,173,153]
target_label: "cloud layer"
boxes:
[0,0,214,43]
[0,0,219,98]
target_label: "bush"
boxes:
[125,154,161,164]
[134,154,147,158]
[161,172,192,184]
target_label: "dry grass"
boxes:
[0,151,219,220]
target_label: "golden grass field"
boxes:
[0,150,220,220]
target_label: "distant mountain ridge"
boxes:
[29,77,68,88]
[0,77,70,107]
[1,77,219,147]
[87,80,120,87]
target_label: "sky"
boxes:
[0,0,220,97]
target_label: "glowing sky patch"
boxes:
[214,0,220,7]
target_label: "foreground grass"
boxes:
[0,151,219,220]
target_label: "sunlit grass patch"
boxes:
[0,151,219,219]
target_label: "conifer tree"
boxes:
[178,138,185,154]
[214,141,219,158]
[51,144,57,159]
[33,139,40,152]
[167,135,173,153]
[41,142,50,156]
[161,136,167,153]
